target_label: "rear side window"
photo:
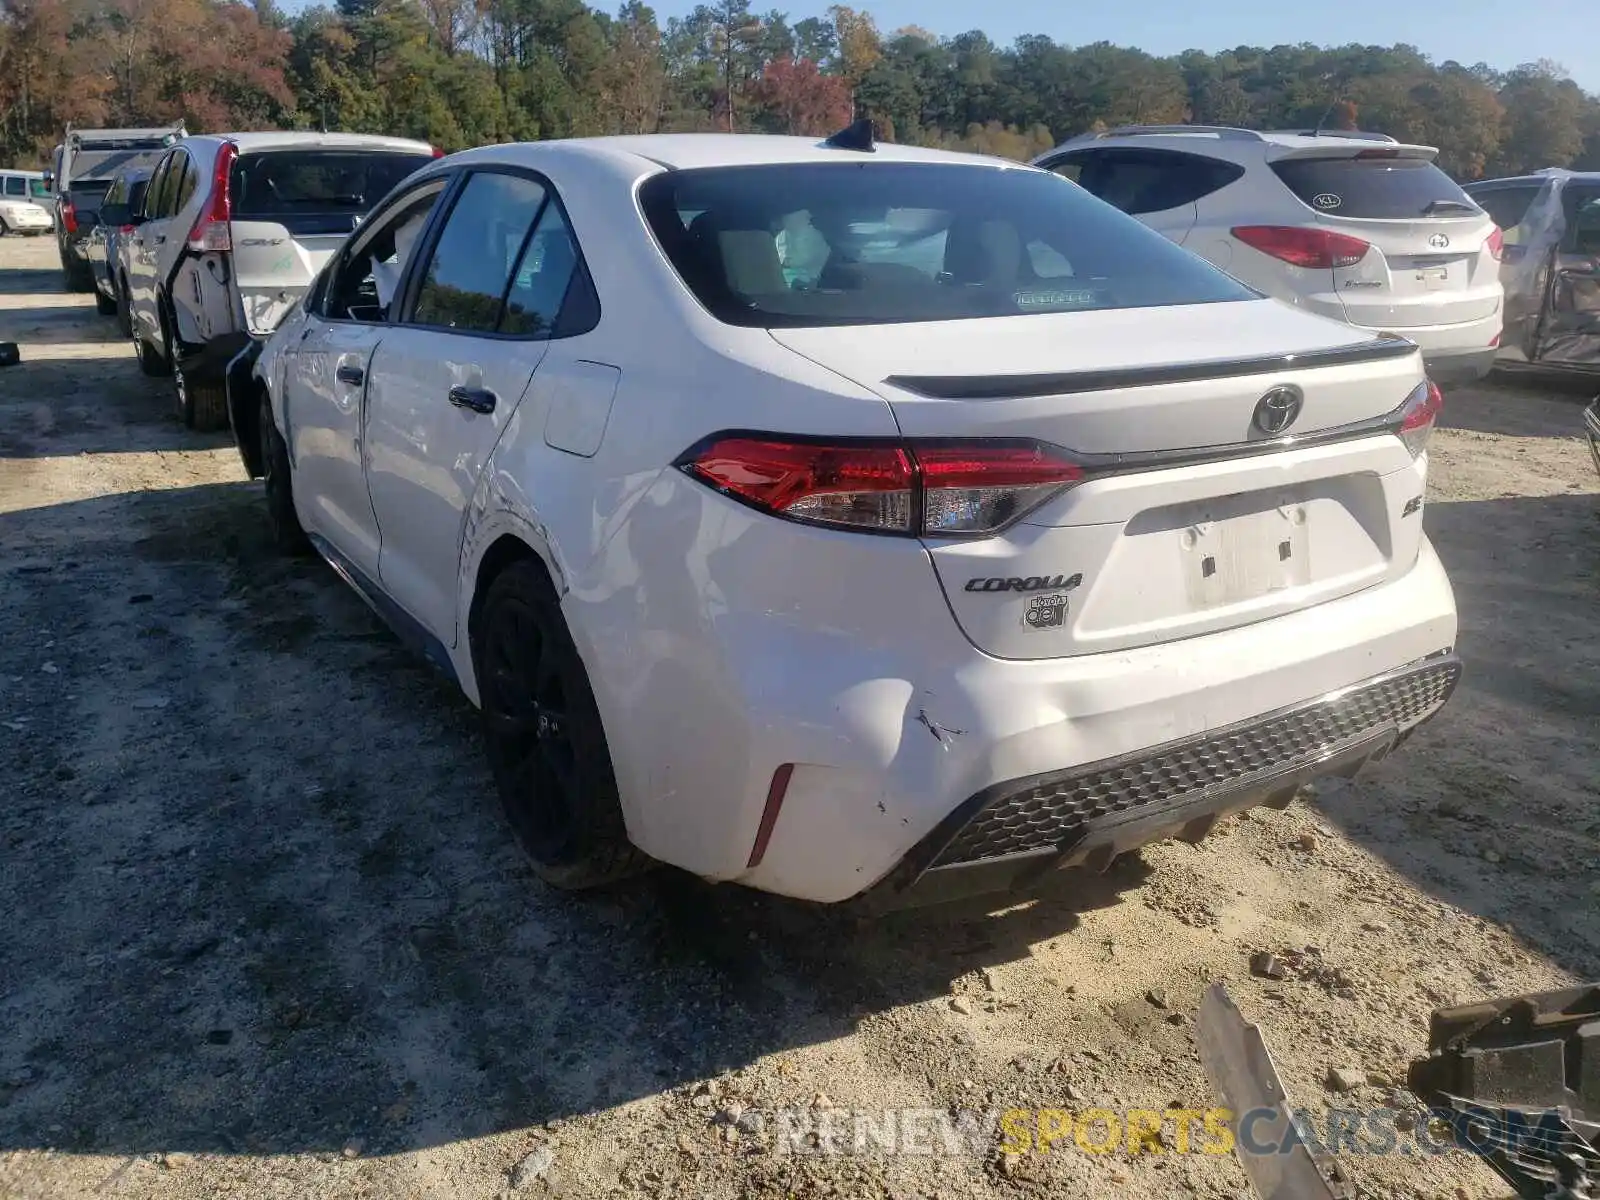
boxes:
[411,171,549,334]
[1270,156,1480,219]
[3,177,24,197]
[1065,149,1246,215]
[230,150,435,221]
[1470,185,1541,232]
[639,162,1256,329]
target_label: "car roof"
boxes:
[1466,171,1600,187]
[1039,125,1429,160]
[449,133,1023,174]
[183,132,437,155]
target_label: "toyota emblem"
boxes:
[1428,233,1450,249]
[1252,386,1304,436]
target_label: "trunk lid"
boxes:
[770,300,1430,660]
[1266,145,1502,329]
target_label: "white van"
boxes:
[0,169,54,235]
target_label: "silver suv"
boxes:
[117,131,438,429]
[1035,125,1506,384]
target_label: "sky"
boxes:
[678,0,1600,93]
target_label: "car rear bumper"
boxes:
[681,538,1458,904]
[862,652,1459,909]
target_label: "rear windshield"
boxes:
[68,148,168,183]
[229,150,434,219]
[1270,155,1482,220]
[638,162,1256,328]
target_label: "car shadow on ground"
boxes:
[1309,486,1600,982]
[0,478,1594,1163]
[1439,371,1599,439]
[0,479,1153,1162]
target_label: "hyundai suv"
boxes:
[241,129,1460,907]
[124,131,438,430]
[1036,125,1505,384]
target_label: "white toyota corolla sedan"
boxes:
[240,122,1461,908]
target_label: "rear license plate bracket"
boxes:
[1181,503,1312,609]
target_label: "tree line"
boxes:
[3,0,1599,181]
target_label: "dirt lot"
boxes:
[1,231,1597,1200]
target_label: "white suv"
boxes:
[245,129,1460,908]
[1035,126,1505,384]
[121,131,438,430]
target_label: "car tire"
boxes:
[258,391,310,555]
[63,256,95,293]
[174,354,228,431]
[115,278,132,338]
[474,560,650,890]
[94,287,117,316]
[0,218,10,237]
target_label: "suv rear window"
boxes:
[638,163,1255,328]
[230,151,434,220]
[1270,155,1481,220]
[68,148,168,183]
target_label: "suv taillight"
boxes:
[676,436,1085,537]
[188,142,237,253]
[1232,225,1371,270]
[60,199,77,234]
[1486,226,1505,262]
[1395,379,1444,458]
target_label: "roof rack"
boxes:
[1268,128,1398,143]
[1091,124,1265,142]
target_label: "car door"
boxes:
[126,152,177,344]
[363,167,579,645]
[1468,181,1548,354]
[286,176,452,578]
[1531,182,1600,367]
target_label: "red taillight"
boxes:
[119,224,136,235]
[1232,225,1371,270]
[677,436,1084,537]
[683,436,914,532]
[1396,379,1444,458]
[1354,148,1400,160]
[61,200,77,234]
[431,145,446,159]
[1486,226,1505,262]
[188,141,236,253]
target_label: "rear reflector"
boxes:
[677,436,1084,537]
[1396,379,1444,458]
[1232,225,1370,270]
[746,763,795,869]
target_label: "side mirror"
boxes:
[99,202,133,227]
[41,171,53,189]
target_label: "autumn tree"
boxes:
[754,54,849,133]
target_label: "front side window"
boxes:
[639,162,1256,328]
[324,179,449,322]
[410,172,548,334]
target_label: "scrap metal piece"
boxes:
[1198,982,1346,1200]
[1409,983,1600,1200]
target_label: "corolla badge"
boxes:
[1252,386,1304,436]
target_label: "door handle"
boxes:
[448,385,497,414]
[335,363,365,386]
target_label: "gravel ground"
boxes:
[1,232,1597,1200]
